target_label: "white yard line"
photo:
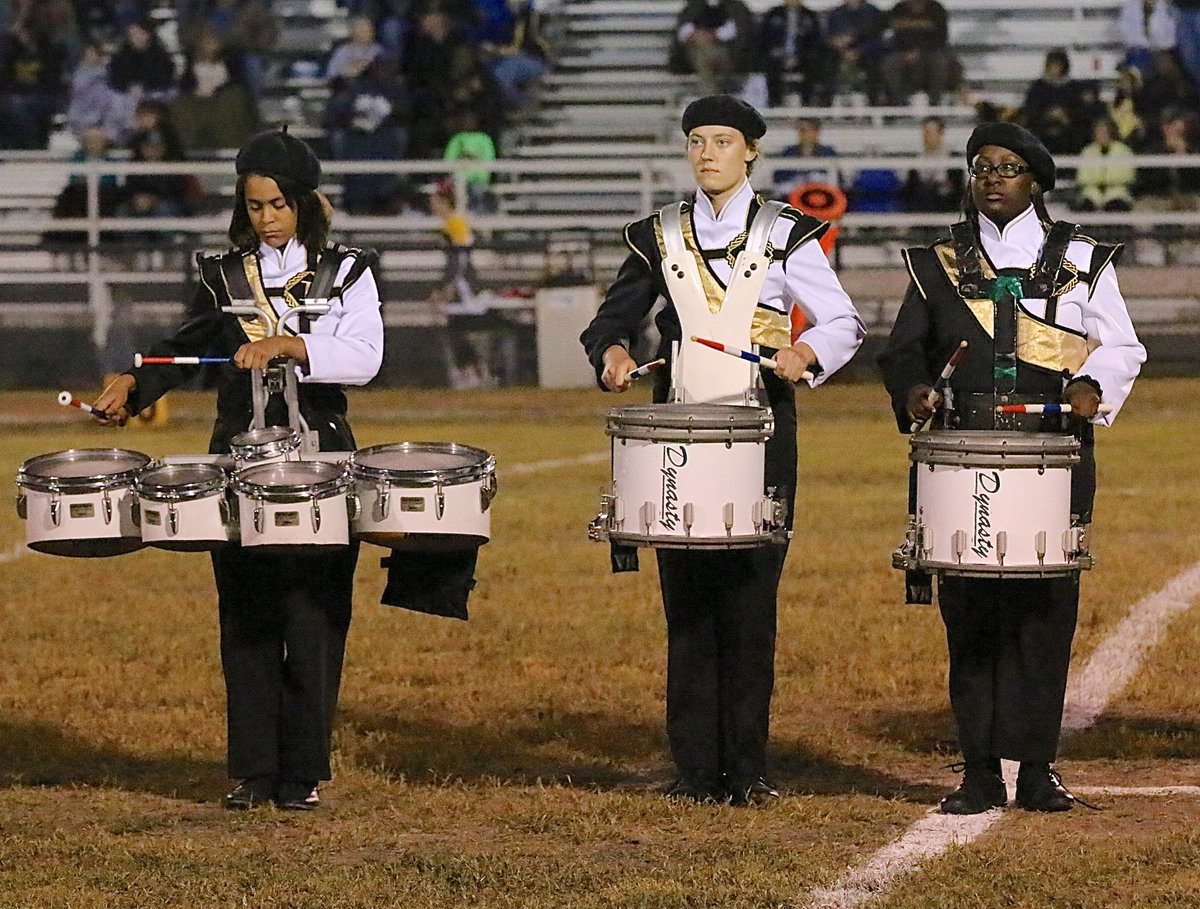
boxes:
[504,451,607,476]
[0,543,26,563]
[804,560,1200,909]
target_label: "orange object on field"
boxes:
[787,183,847,341]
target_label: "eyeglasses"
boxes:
[969,161,1030,179]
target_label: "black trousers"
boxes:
[212,542,359,782]
[938,574,1080,763]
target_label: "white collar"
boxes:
[257,237,306,272]
[977,205,1039,246]
[692,178,753,224]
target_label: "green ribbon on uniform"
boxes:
[990,275,1024,303]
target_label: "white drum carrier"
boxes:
[135,462,234,551]
[233,460,353,549]
[894,431,1090,577]
[590,404,788,549]
[16,448,151,557]
[349,442,495,550]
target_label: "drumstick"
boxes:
[909,340,969,433]
[134,354,231,367]
[628,358,665,381]
[689,336,815,382]
[996,403,1114,415]
[57,390,110,420]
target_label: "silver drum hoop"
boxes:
[350,442,494,487]
[136,463,227,501]
[234,461,351,503]
[17,448,151,492]
[230,427,302,462]
[607,404,773,443]
[910,431,1080,469]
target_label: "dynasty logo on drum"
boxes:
[971,470,1001,558]
[659,446,687,531]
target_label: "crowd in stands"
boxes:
[757,0,1200,213]
[0,0,550,221]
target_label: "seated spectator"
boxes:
[1109,65,1146,147]
[1135,50,1199,133]
[772,118,838,197]
[324,54,411,214]
[0,15,71,149]
[759,0,831,106]
[45,127,123,245]
[482,0,550,110]
[825,0,887,104]
[900,115,962,212]
[447,45,507,146]
[443,110,497,212]
[326,15,383,91]
[66,41,136,145]
[1021,49,1088,156]
[1074,116,1136,211]
[226,0,279,96]
[108,18,177,100]
[1135,107,1200,209]
[1118,0,1176,76]
[172,26,259,152]
[1176,0,1200,92]
[404,9,470,157]
[119,127,195,222]
[667,0,755,96]
[881,0,962,105]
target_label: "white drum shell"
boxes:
[139,493,232,550]
[912,432,1079,573]
[21,485,142,557]
[606,405,776,548]
[235,462,352,549]
[350,443,494,550]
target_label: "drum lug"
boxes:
[311,497,322,533]
[15,492,27,521]
[219,493,232,525]
[346,492,359,521]
[952,529,967,563]
[254,496,265,534]
[131,498,141,528]
[1035,530,1048,565]
[612,495,625,528]
[377,481,390,519]
[168,501,179,536]
[102,487,113,525]
[723,502,734,536]
[49,483,61,527]
[640,501,656,534]
[435,482,445,520]
[481,471,497,511]
[683,502,695,536]
[752,499,762,533]
[995,530,1007,566]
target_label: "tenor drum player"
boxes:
[93,129,384,810]
[580,96,864,804]
[878,122,1145,813]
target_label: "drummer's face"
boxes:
[687,126,755,197]
[969,144,1037,226]
[244,175,298,248]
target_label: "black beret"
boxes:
[966,121,1056,191]
[235,128,321,192]
[681,94,767,141]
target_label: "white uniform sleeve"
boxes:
[1075,262,1146,425]
[782,237,866,386]
[299,254,384,385]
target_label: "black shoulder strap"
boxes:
[311,243,349,300]
[218,250,256,301]
[1031,220,1077,322]
[949,221,985,298]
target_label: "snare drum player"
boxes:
[580,96,864,804]
[878,122,1145,813]
[92,129,384,810]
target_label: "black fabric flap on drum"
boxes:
[379,550,479,620]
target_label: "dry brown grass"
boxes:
[1,379,1198,907]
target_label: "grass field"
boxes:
[1,379,1198,908]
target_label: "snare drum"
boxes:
[233,461,353,549]
[229,426,302,469]
[349,442,496,550]
[591,404,787,549]
[16,448,151,557]
[136,463,233,551]
[898,431,1086,576]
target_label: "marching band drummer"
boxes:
[878,122,1145,814]
[580,96,864,805]
[91,129,384,811]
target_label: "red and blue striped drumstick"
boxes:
[134,353,231,367]
[997,403,1114,415]
[689,336,814,381]
[57,390,109,420]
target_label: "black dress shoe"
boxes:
[1016,763,1075,812]
[225,777,277,810]
[938,761,1007,815]
[729,777,780,807]
[277,780,321,811]
[665,777,725,804]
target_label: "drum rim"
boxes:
[17,448,152,491]
[229,426,302,458]
[233,460,352,500]
[607,403,773,429]
[136,462,228,501]
[349,442,495,485]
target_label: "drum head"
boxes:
[350,443,493,484]
[231,427,300,448]
[235,460,350,500]
[137,463,226,500]
[607,404,773,442]
[18,448,151,491]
